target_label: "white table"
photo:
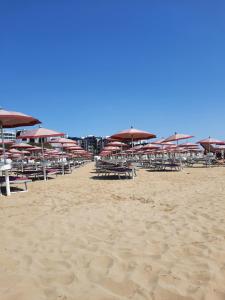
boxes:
[0,164,11,196]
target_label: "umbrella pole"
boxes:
[131,136,135,179]
[0,124,10,196]
[62,146,65,175]
[0,124,6,164]
[41,139,47,181]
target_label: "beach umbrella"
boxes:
[18,127,64,180]
[1,139,14,145]
[18,127,64,139]
[197,137,225,145]
[163,133,194,143]
[10,142,33,149]
[178,142,199,148]
[48,138,77,174]
[110,127,156,142]
[9,148,22,154]
[142,143,160,150]
[110,128,156,174]
[0,108,40,159]
[0,108,40,195]
[65,145,83,151]
[49,137,77,145]
[197,137,225,153]
[103,146,121,151]
[27,146,42,152]
[107,141,128,147]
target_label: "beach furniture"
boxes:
[0,108,40,195]
[0,175,31,195]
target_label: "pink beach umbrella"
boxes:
[110,127,156,142]
[49,137,77,145]
[11,142,33,149]
[178,142,199,148]
[18,127,64,139]
[163,133,194,143]
[110,128,156,173]
[142,143,160,150]
[0,108,41,195]
[197,137,225,153]
[1,139,14,145]
[18,127,64,180]
[0,109,40,159]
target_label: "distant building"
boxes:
[68,135,109,154]
[3,130,16,141]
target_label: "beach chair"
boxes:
[0,176,32,195]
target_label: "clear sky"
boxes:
[0,0,225,139]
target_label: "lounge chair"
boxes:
[0,176,32,195]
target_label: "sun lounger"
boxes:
[0,176,32,195]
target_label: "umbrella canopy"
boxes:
[9,148,22,154]
[197,137,225,145]
[103,146,121,151]
[27,146,42,152]
[110,127,156,141]
[163,133,194,142]
[142,143,160,150]
[178,142,199,148]
[64,145,83,150]
[49,137,76,144]
[1,139,14,145]
[18,127,64,139]
[21,150,30,155]
[0,108,41,128]
[11,142,33,149]
[152,139,175,145]
[107,141,128,147]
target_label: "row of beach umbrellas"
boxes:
[0,108,91,195]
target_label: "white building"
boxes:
[3,130,16,141]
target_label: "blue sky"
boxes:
[0,0,225,139]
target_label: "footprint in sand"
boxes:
[87,255,114,282]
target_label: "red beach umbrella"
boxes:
[49,137,76,144]
[18,127,64,139]
[163,133,194,143]
[197,137,225,145]
[197,137,225,153]
[0,108,41,128]
[107,141,128,147]
[178,142,199,148]
[142,143,160,150]
[11,142,33,149]
[18,127,64,180]
[110,127,156,142]
[0,108,41,195]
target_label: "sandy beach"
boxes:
[1,163,225,300]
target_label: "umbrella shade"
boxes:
[178,142,199,148]
[64,146,83,150]
[0,108,41,128]
[49,138,76,144]
[110,128,156,141]
[27,146,42,151]
[197,137,225,145]
[17,127,64,139]
[9,148,22,154]
[163,133,194,142]
[107,141,128,147]
[142,143,160,150]
[103,146,121,151]
[21,150,30,155]
[11,142,33,149]
[1,139,14,145]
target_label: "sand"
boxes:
[0,163,225,300]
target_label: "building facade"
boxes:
[3,130,16,141]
